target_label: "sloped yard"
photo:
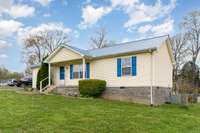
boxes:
[0,89,200,133]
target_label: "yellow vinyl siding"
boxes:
[153,42,173,88]
[49,48,82,63]
[90,53,152,87]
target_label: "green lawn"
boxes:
[0,89,200,133]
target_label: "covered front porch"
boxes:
[44,45,91,88]
[48,58,90,87]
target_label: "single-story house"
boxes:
[31,35,174,105]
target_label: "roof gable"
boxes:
[45,46,83,63]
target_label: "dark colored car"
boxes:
[8,79,19,86]
[17,78,32,87]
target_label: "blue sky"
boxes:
[0,0,199,72]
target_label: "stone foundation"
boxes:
[52,86,171,105]
[52,86,80,97]
[102,86,171,105]
[152,87,171,105]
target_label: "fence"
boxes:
[170,94,198,105]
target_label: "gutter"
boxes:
[90,48,157,60]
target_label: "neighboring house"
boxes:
[31,35,174,105]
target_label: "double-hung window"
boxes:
[121,57,132,76]
[73,64,83,79]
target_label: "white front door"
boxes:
[59,66,65,86]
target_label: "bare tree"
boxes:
[22,29,71,71]
[181,10,200,86]
[171,33,188,91]
[171,34,188,79]
[23,34,45,64]
[40,29,70,53]
[90,27,110,49]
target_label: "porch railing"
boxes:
[40,77,48,92]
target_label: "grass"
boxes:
[0,88,200,133]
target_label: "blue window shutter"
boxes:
[70,64,73,79]
[86,63,90,79]
[117,58,122,77]
[132,56,137,76]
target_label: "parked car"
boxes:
[7,79,19,86]
[16,78,32,87]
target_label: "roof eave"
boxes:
[90,48,157,60]
[30,64,41,69]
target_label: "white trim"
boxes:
[121,57,132,76]
[71,64,83,80]
[119,55,137,77]
[166,38,175,65]
[48,63,51,86]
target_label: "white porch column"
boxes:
[48,63,51,86]
[82,58,86,79]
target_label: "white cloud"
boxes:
[137,25,152,33]
[34,0,55,6]
[79,0,176,30]
[111,0,139,9]
[18,22,72,42]
[0,54,8,59]
[7,4,35,18]
[124,0,176,28]
[0,40,12,48]
[151,19,174,35]
[0,20,23,38]
[79,5,112,29]
[0,0,35,18]
[0,0,12,15]
[137,18,174,35]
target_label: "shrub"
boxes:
[79,79,106,97]
[36,63,48,90]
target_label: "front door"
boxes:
[59,66,65,86]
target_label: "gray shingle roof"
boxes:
[67,35,169,58]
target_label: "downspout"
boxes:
[150,50,153,105]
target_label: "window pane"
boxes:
[73,65,79,72]
[122,57,131,67]
[122,67,131,76]
[73,64,83,79]
[73,72,79,79]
